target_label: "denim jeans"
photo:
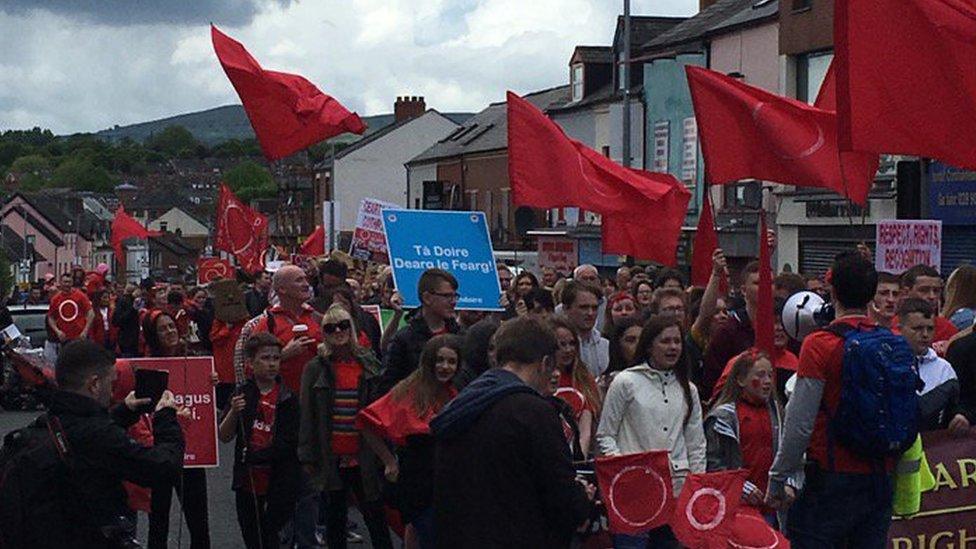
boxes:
[613,525,681,549]
[787,467,894,549]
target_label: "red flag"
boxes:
[671,469,746,549]
[755,210,775,356]
[299,225,325,256]
[594,450,674,535]
[691,191,718,287]
[835,0,976,171]
[508,91,680,216]
[197,257,234,285]
[111,206,161,267]
[815,62,837,111]
[730,506,790,549]
[355,387,453,447]
[215,183,268,274]
[600,173,690,265]
[211,25,366,161]
[686,66,877,205]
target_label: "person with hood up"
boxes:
[431,317,595,549]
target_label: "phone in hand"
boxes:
[134,368,169,409]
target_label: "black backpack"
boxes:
[0,413,75,548]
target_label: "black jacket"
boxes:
[379,312,460,394]
[244,289,269,319]
[48,391,184,547]
[111,296,140,356]
[947,333,976,423]
[225,379,301,529]
[431,369,591,548]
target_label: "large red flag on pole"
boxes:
[690,191,718,287]
[686,65,877,205]
[299,225,326,256]
[508,91,689,264]
[211,25,366,161]
[110,206,161,269]
[835,0,976,171]
[214,183,269,274]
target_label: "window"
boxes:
[723,181,763,211]
[571,64,584,102]
[792,0,812,12]
[796,51,833,103]
[617,53,626,90]
[159,222,168,232]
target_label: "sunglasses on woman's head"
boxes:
[323,319,352,334]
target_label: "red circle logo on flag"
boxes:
[607,465,670,528]
[685,487,728,531]
[58,299,79,323]
[199,259,230,283]
[729,510,782,549]
[222,203,265,255]
[752,102,825,160]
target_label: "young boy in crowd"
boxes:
[897,298,966,433]
[219,332,301,549]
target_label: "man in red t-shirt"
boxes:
[893,264,958,347]
[244,265,323,393]
[767,252,896,547]
[47,272,94,345]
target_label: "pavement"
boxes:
[0,409,386,548]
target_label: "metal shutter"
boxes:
[941,226,976,273]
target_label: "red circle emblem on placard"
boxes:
[685,488,727,531]
[607,465,669,528]
[729,511,781,549]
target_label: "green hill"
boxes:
[94,104,473,146]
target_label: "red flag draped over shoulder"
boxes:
[671,469,747,549]
[686,65,877,205]
[690,191,718,287]
[299,225,325,256]
[211,25,366,161]
[507,91,689,264]
[215,183,268,274]
[111,206,161,267]
[835,0,976,171]
[594,450,674,535]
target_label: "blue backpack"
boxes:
[825,324,920,460]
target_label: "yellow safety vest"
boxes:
[892,435,936,517]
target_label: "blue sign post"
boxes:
[382,209,503,311]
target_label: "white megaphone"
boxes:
[782,291,836,341]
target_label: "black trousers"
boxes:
[235,490,281,549]
[323,466,393,549]
[148,467,211,549]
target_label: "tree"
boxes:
[10,154,50,174]
[0,251,13,302]
[146,125,202,157]
[51,157,114,193]
[224,160,277,202]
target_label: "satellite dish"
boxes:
[782,291,835,341]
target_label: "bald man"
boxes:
[554,264,608,332]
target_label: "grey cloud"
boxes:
[0,0,292,26]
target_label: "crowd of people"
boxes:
[2,248,975,549]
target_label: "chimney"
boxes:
[394,96,426,123]
[700,0,719,10]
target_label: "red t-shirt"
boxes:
[210,319,245,384]
[331,359,362,456]
[253,305,323,393]
[48,289,92,341]
[798,317,895,473]
[736,399,774,504]
[555,370,594,420]
[245,384,279,495]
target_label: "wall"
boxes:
[710,22,781,92]
[405,161,438,210]
[779,0,833,56]
[334,111,459,232]
[147,207,210,237]
[645,53,706,217]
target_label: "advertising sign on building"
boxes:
[681,117,698,183]
[349,198,398,264]
[537,236,578,276]
[876,220,942,274]
[383,209,502,311]
[652,120,670,173]
[927,161,976,225]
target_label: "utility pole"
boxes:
[622,0,632,169]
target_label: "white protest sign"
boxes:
[875,220,942,274]
[349,198,398,264]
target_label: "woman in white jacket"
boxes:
[596,315,706,549]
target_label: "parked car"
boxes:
[7,303,48,349]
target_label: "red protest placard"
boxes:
[118,357,219,468]
[594,450,674,535]
[197,257,234,285]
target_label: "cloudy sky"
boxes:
[0,0,696,135]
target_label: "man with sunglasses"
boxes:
[379,268,461,394]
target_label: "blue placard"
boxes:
[382,209,502,311]
[928,161,976,225]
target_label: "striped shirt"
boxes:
[330,358,363,456]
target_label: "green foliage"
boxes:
[18,173,48,192]
[10,154,51,174]
[146,125,202,157]
[211,138,262,158]
[51,157,115,193]
[224,160,277,202]
[0,252,12,301]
